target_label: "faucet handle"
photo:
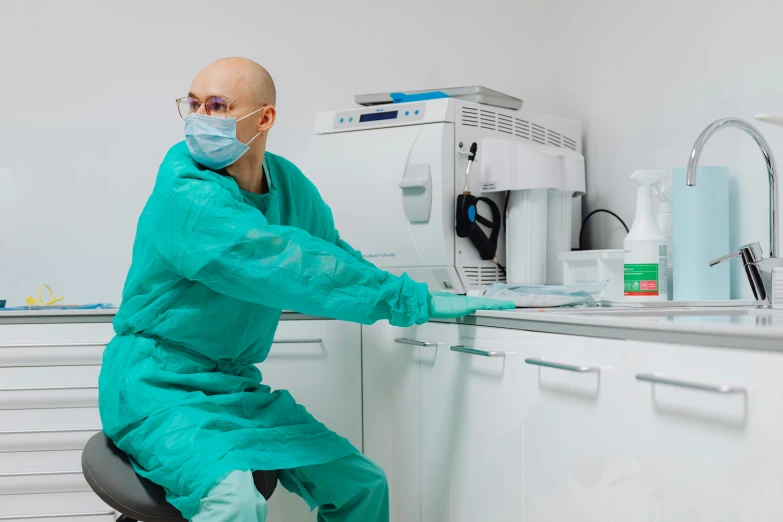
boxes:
[709,242,768,307]
[709,242,764,267]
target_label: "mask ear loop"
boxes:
[238,106,267,146]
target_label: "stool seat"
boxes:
[82,432,278,522]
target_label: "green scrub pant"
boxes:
[191,453,389,522]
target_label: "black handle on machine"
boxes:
[468,142,477,162]
[456,194,502,261]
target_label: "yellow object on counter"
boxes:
[25,284,64,306]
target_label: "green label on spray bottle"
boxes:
[624,264,659,296]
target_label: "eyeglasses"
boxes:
[176,96,235,118]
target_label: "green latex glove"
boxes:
[428,293,516,319]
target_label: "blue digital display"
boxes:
[359,111,398,122]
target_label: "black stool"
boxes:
[82,432,278,522]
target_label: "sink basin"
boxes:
[518,303,783,330]
[548,306,758,317]
[534,299,759,318]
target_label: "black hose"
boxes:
[578,209,629,251]
[503,191,510,232]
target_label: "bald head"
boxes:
[191,57,276,109]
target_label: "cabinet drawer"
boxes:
[0,491,114,519]
[0,450,82,474]
[0,324,114,346]
[0,324,112,368]
[0,408,101,452]
[0,367,100,410]
[0,471,88,496]
[0,344,106,368]
[0,450,88,496]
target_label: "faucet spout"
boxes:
[686,117,779,258]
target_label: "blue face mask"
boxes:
[184,107,264,170]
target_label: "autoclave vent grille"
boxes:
[463,266,507,286]
[532,123,547,145]
[498,114,513,134]
[514,119,531,139]
[479,110,497,130]
[459,106,578,152]
[461,107,478,127]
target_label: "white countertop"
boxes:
[0,309,321,324]
[3,305,781,351]
[447,306,783,352]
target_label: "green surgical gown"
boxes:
[98,142,431,519]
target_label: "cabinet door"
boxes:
[521,334,627,522]
[415,322,459,522]
[445,325,527,522]
[363,322,447,522]
[625,342,783,522]
[259,320,362,522]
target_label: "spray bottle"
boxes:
[624,170,669,302]
[656,181,673,300]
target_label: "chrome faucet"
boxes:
[686,117,779,258]
[686,118,779,307]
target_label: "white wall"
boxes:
[8,0,778,303]
[0,0,567,306]
[563,0,783,298]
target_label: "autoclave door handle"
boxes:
[398,179,428,189]
[399,163,432,223]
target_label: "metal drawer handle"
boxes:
[0,385,97,392]
[450,345,507,358]
[0,512,115,520]
[0,427,99,436]
[0,342,107,349]
[395,338,439,347]
[0,470,83,478]
[636,373,747,395]
[525,357,601,373]
[272,338,322,344]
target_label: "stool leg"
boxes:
[117,515,138,522]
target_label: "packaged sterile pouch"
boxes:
[482,281,608,308]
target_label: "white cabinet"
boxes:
[366,320,783,522]
[625,341,783,522]
[0,320,116,520]
[444,325,526,522]
[0,317,361,522]
[363,322,436,522]
[261,319,363,522]
[520,333,627,522]
[364,322,527,522]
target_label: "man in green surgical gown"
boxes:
[98,57,514,522]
